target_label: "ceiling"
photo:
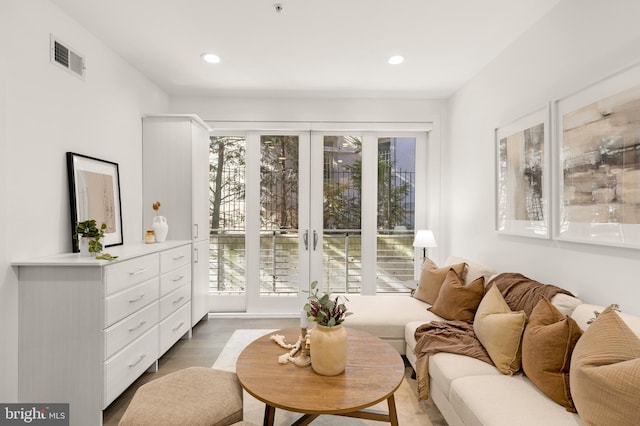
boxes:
[50,0,561,98]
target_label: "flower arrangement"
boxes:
[152,201,161,215]
[304,281,352,327]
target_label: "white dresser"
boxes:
[14,241,192,426]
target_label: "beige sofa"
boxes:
[343,257,640,426]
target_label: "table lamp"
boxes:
[413,229,437,263]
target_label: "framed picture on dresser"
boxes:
[66,152,123,252]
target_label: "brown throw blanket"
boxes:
[413,321,493,400]
[487,272,575,317]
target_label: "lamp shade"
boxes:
[413,230,437,248]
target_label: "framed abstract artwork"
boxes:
[66,152,123,252]
[554,63,640,248]
[495,106,550,238]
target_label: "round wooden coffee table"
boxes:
[236,327,405,426]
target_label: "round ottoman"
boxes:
[119,367,245,426]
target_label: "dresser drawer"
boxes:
[159,302,191,356]
[104,278,159,327]
[104,326,158,408]
[159,283,190,320]
[160,264,191,296]
[160,245,191,274]
[104,254,160,296]
[104,301,158,360]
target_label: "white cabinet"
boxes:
[143,115,210,327]
[14,241,191,426]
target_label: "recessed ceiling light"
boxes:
[388,55,404,65]
[201,52,220,64]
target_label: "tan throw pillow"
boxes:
[428,269,485,322]
[570,306,640,426]
[413,258,466,305]
[522,298,582,412]
[474,285,527,375]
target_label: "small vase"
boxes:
[152,216,169,243]
[79,237,102,257]
[79,237,92,256]
[310,324,348,376]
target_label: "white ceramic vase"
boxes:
[79,236,103,257]
[310,324,348,376]
[152,216,169,242]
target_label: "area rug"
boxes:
[212,329,441,426]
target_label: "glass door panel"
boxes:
[376,137,416,292]
[321,135,362,294]
[209,135,247,312]
[259,135,300,295]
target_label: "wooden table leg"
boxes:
[263,404,276,426]
[387,394,399,426]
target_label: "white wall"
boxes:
[0,0,169,401]
[447,0,640,315]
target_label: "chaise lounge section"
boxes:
[343,256,640,426]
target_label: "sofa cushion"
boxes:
[449,375,582,426]
[474,286,527,375]
[444,256,496,285]
[429,352,501,397]
[414,258,466,305]
[522,298,582,412]
[570,305,640,426]
[571,303,640,334]
[428,270,485,322]
[342,295,441,340]
[550,293,583,316]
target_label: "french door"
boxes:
[208,125,428,314]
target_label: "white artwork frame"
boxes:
[554,62,640,248]
[495,105,550,239]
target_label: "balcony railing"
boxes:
[209,229,414,295]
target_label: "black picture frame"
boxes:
[66,152,124,252]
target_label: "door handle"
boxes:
[303,230,309,251]
[313,230,318,251]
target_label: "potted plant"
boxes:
[304,281,352,326]
[74,219,106,256]
[303,281,352,376]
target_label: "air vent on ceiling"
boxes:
[50,34,85,80]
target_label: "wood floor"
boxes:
[103,316,299,425]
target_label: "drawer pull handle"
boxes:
[172,322,185,332]
[172,255,185,260]
[171,275,185,282]
[172,296,185,305]
[128,321,147,332]
[128,354,146,368]
[129,268,146,276]
[129,295,145,303]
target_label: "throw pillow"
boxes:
[474,285,527,375]
[413,258,466,305]
[428,269,485,322]
[522,298,583,412]
[570,306,640,426]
